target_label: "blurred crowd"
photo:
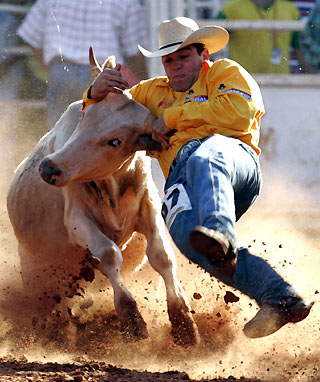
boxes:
[0,0,318,199]
[0,0,319,130]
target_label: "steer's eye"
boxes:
[107,138,122,147]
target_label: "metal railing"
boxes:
[0,3,29,14]
[0,19,306,59]
[0,3,307,58]
[198,19,306,30]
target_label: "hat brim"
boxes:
[139,25,229,58]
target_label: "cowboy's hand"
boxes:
[90,63,129,100]
[150,115,172,150]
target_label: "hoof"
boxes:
[169,307,199,347]
[120,313,149,342]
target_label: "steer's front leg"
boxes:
[138,200,200,347]
[65,204,148,342]
[94,242,148,341]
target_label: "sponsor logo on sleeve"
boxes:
[184,89,194,103]
[194,95,208,102]
[225,88,251,100]
[217,83,226,93]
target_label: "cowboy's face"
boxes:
[161,45,209,92]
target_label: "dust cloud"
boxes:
[0,109,319,382]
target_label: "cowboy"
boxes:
[83,17,313,338]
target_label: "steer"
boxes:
[6,49,199,346]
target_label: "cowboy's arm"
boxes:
[130,80,174,149]
[82,70,171,149]
[82,64,129,109]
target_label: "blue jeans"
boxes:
[47,61,93,130]
[162,135,302,307]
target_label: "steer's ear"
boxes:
[89,46,102,79]
[135,134,162,151]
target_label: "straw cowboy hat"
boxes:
[138,16,229,58]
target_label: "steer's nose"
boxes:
[39,159,61,185]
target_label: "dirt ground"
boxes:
[0,109,319,382]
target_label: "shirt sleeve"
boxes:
[81,86,97,110]
[120,0,149,58]
[17,0,46,49]
[163,60,263,134]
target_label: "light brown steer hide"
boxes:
[6,49,198,346]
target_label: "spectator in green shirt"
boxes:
[215,0,301,74]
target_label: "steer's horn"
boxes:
[89,46,102,79]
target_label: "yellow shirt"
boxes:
[130,59,264,178]
[83,59,265,178]
[220,0,300,74]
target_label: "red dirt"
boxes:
[0,204,319,382]
[0,357,263,382]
